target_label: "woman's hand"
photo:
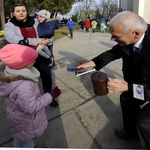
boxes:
[38,38,51,45]
[107,78,128,93]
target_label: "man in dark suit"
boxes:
[77,11,150,149]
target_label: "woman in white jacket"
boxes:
[4,2,59,107]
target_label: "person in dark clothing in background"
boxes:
[78,19,85,31]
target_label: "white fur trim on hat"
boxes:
[37,10,50,19]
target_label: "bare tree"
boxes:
[95,0,118,22]
[73,3,85,20]
[70,0,118,22]
[82,0,94,18]
[0,0,5,30]
[73,0,94,20]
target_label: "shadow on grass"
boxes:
[61,32,68,36]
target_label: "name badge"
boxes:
[133,84,144,100]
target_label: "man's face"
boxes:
[109,23,134,46]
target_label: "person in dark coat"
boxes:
[78,19,85,31]
[77,11,150,149]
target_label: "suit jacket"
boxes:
[92,24,150,101]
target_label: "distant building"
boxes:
[119,0,150,23]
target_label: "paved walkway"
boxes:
[0,30,141,149]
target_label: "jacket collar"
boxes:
[140,24,150,59]
[121,24,150,57]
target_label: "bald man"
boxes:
[77,11,150,149]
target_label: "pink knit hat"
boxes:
[0,44,38,69]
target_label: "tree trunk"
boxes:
[0,0,5,30]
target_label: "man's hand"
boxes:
[76,61,96,69]
[107,78,128,93]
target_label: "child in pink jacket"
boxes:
[0,44,61,148]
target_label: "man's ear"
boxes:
[132,30,140,39]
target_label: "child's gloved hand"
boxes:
[49,86,61,99]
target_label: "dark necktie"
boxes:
[132,46,141,62]
[133,46,141,55]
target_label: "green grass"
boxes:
[54,24,109,41]
[95,26,109,32]
[54,24,81,41]
[54,26,69,41]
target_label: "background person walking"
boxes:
[84,18,91,33]
[91,19,98,33]
[78,19,84,31]
[66,18,75,39]
[99,16,106,33]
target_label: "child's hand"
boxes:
[49,86,61,98]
